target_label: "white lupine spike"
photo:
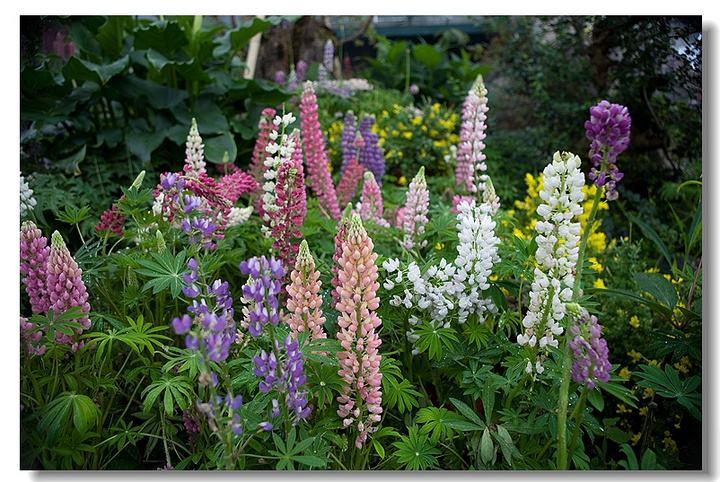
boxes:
[185,118,206,175]
[20,174,36,218]
[517,151,585,374]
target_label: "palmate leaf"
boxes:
[413,322,459,360]
[634,364,701,420]
[416,406,465,444]
[392,426,441,470]
[141,374,194,416]
[135,249,187,298]
[37,392,99,444]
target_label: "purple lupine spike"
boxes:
[568,312,612,389]
[239,256,284,337]
[358,114,385,183]
[340,111,357,174]
[584,100,631,201]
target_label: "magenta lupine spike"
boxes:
[183,118,206,177]
[270,130,308,271]
[299,82,341,220]
[401,167,430,250]
[335,215,383,448]
[455,74,489,195]
[47,231,91,350]
[330,206,352,307]
[286,240,327,342]
[217,170,259,204]
[336,157,364,207]
[96,203,125,237]
[358,171,389,227]
[20,221,50,314]
[250,108,277,183]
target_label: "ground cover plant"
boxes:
[19,15,702,471]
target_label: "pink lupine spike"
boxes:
[330,205,353,307]
[335,215,383,448]
[250,107,277,183]
[270,129,307,271]
[401,166,430,250]
[20,221,50,314]
[336,157,364,207]
[217,170,259,204]
[455,74,489,195]
[47,231,91,349]
[286,240,327,342]
[300,82,341,220]
[358,171,389,227]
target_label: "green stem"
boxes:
[404,48,411,93]
[556,186,603,470]
[568,387,588,463]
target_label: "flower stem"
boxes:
[556,186,602,470]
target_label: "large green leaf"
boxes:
[204,132,237,164]
[96,16,133,57]
[126,129,165,162]
[412,44,442,70]
[633,272,678,308]
[212,17,274,57]
[133,20,188,56]
[112,75,188,109]
[63,55,129,85]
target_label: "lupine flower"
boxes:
[20,174,36,218]
[335,215,383,448]
[569,310,612,389]
[96,203,125,237]
[358,115,385,183]
[322,39,334,78]
[47,231,91,350]
[453,200,501,324]
[296,60,308,83]
[401,167,430,250]
[239,256,284,337]
[184,118,206,176]
[336,133,365,206]
[517,152,585,374]
[250,108,278,186]
[409,84,419,96]
[330,206,352,307]
[253,335,311,425]
[217,170,258,204]
[286,240,327,342]
[226,206,253,228]
[300,82,341,220]
[340,111,357,174]
[455,74,489,195]
[451,194,474,214]
[20,316,45,356]
[261,112,298,236]
[585,100,631,201]
[482,177,501,216]
[20,221,50,314]
[357,171,389,227]
[274,70,286,85]
[173,258,236,364]
[269,130,307,270]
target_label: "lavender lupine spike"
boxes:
[239,256,284,337]
[455,74,489,195]
[568,311,611,389]
[340,111,357,174]
[584,100,631,201]
[20,221,50,314]
[358,115,385,183]
[184,118,206,176]
[401,167,430,250]
[47,231,91,350]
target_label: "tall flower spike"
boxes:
[585,100,631,201]
[20,221,50,314]
[569,310,612,389]
[217,170,258,204]
[455,74,489,195]
[358,171,389,227]
[331,205,353,307]
[286,240,327,342]
[358,115,385,183]
[184,118,206,176]
[517,152,585,374]
[250,108,277,184]
[47,231,91,349]
[300,82,341,220]
[20,174,36,218]
[239,256,285,337]
[270,129,308,270]
[335,215,383,448]
[340,111,357,174]
[401,167,430,250]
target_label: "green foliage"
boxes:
[392,426,441,470]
